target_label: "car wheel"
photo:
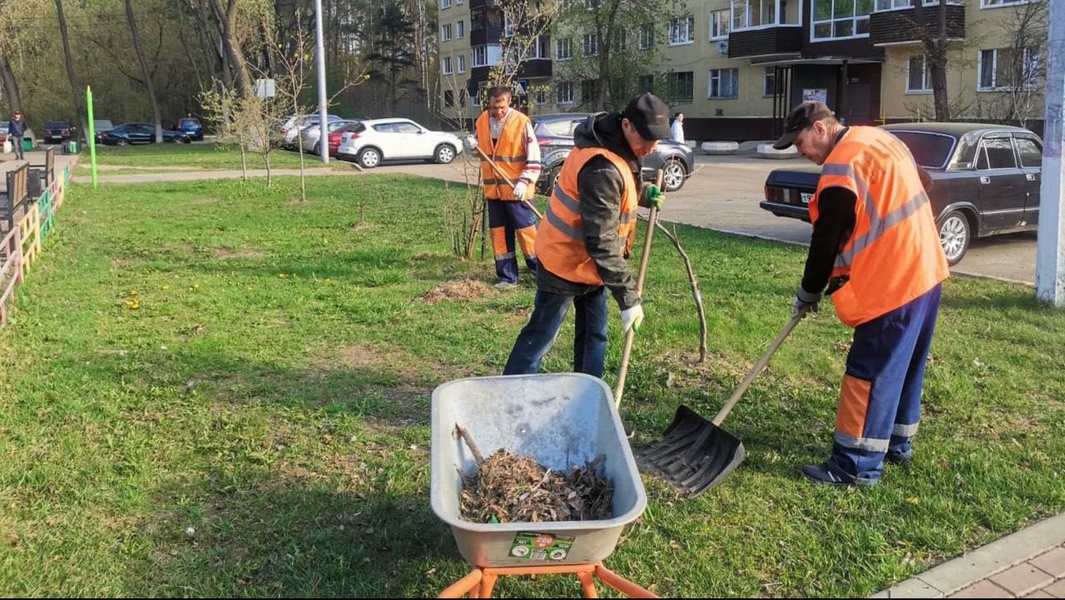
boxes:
[435,144,457,164]
[313,142,321,155]
[938,210,971,266]
[116,139,128,147]
[539,167,561,196]
[661,158,687,192]
[358,147,381,168]
[171,136,183,144]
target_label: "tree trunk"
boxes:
[0,54,22,115]
[208,0,253,96]
[125,0,164,142]
[54,0,88,137]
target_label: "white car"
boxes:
[336,118,463,168]
[280,113,342,149]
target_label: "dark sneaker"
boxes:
[886,450,913,466]
[801,462,878,487]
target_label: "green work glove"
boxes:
[640,183,664,209]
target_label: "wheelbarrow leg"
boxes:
[438,569,483,597]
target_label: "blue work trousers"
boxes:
[503,285,608,378]
[488,199,538,284]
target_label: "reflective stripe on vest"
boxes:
[810,127,949,327]
[537,146,638,286]
[476,110,532,201]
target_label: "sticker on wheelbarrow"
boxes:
[509,532,574,561]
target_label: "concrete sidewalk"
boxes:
[872,514,1065,598]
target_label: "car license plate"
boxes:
[800,192,813,205]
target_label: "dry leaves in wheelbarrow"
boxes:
[459,450,614,523]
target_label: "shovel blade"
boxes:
[636,405,746,498]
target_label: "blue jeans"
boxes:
[503,285,608,378]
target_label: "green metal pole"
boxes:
[86,86,97,189]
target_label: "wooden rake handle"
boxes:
[473,145,543,221]
[711,313,803,426]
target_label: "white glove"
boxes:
[512,180,528,199]
[621,304,644,334]
[464,135,478,152]
[791,288,822,320]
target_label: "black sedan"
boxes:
[99,122,190,146]
[760,122,1042,265]
[42,120,75,144]
[531,113,695,195]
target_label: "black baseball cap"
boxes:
[773,101,836,149]
[622,93,673,141]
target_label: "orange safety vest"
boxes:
[537,146,638,285]
[811,127,949,327]
[476,109,533,201]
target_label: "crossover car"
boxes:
[760,122,1042,265]
[336,118,463,168]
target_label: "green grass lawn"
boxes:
[75,142,344,173]
[1,175,1063,597]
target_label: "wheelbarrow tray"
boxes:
[431,373,647,568]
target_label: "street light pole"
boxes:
[315,0,329,164]
[1036,0,1064,305]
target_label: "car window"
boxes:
[889,131,955,170]
[45,121,69,129]
[373,123,395,133]
[179,119,200,128]
[392,122,421,134]
[1014,136,1041,168]
[976,136,1017,170]
[542,120,574,137]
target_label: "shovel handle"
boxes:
[615,171,662,407]
[473,145,544,221]
[712,313,803,426]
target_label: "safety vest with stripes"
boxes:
[476,110,533,201]
[537,147,638,285]
[811,126,949,327]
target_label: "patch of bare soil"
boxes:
[459,449,613,523]
[421,278,490,304]
[212,247,264,260]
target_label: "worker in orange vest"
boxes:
[469,85,542,289]
[773,101,949,487]
[503,93,669,378]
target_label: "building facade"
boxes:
[437,0,1047,141]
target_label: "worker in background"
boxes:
[503,93,669,377]
[773,101,948,487]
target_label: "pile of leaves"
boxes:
[459,450,614,523]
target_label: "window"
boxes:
[458,21,465,39]
[442,57,453,74]
[441,0,451,7]
[875,0,962,10]
[975,136,1017,170]
[979,47,1040,90]
[441,24,452,41]
[710,9,730,39]
[668,16,695,45]
[982,0,1030,6]
[763,67,782,96]
[638,75,654,92]
[709,68,739,98]
[457,55,466,72]
[668,71,694,102]
[532,36,551,59]
[556,81,574,104]
[556,38,572,60]
[472,46,489,67]
[581,80,597,104]
[1015,137,1041,168]
[732,0,780,29]
[639,24,655,49]
[907,55,932,92]
[392,122,421,134]
[444,90,455,107]
[811,0,872,40]
[583,33,599,56]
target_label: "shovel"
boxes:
[637,313,803,498]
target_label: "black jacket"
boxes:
[7,118,26,137]
[537,112,643,310]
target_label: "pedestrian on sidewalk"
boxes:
[503,92,669,378]
[8,110,27,160]
[773,101,948,487]
[469,85,542,289]
[670,112,685,144]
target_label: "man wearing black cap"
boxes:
[774,101,948,487]
[503,92,669,377]
[7,110,27,160]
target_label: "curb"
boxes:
[871,513,1065,598]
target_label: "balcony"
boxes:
[519,58,552,79]
[728,26,802,59]
[469,0,501,8]
[869,4,965,46]
[471,25,503,46]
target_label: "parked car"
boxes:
[280,113,343,149]
[336,118,463,168]
[98,122,191,146]
[175,117,204,141]
[0,123,7,144]
[760,122,1043,265]
[530,113,695,195]
[42,120,76,144]
[93,119,115,143]
[299,119,360,154]
[323,121,364,156]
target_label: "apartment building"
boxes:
[437,0,1047,141]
